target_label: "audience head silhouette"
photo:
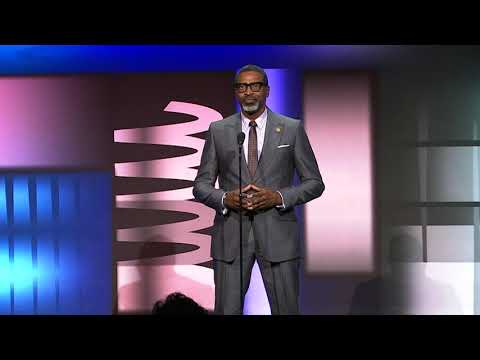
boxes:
[152,292,209,315]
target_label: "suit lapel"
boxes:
[228,114,251,184]
[253,109,285,183]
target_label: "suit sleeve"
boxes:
[192,123,226,214]
[277,122,325,210]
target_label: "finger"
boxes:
[250,184,262,192]
[255,194,267,205]
[244,202,254,210]
[244,197,255,210]
[250,192,263,202]
[240,200,249,209]
[256,194,274,208]
[234,187,248,195]
[250,194,264,207]
[256,188,268,195]
[242,184,253,192]
[252,199,268,210]
[259,198,269,208]
[242,197,252,205]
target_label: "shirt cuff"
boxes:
[221,192,229,215]
[276,191,286,209]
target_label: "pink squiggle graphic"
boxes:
[117,200,215,265]
[114,101,223,201]
[115,101,223,312]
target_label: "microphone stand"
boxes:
[238,138,244,314]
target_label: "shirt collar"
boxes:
[241,107,268,131]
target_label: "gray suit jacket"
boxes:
[193,109,325,262]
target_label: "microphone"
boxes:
[237,132,245,146]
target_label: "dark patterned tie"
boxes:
[248,121,258,177]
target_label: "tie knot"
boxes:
[249,121,257,128]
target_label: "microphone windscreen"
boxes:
[237,132,246,146]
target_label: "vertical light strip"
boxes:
[418,107,428,262]
[13,176,30,225]
[304,72,374,274]
[0,177,7,225]
[74,176,83,314]
[36,176,56,314]
[12,176,34,314]
[0,235,8,313]
[51,176,60,313]
[7,177,14,313]
[28,176,38,314]
[12,234,34,314]
[0,177,10,313]
[58,175,76,314]
[473,121,479,314]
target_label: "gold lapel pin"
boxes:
[275,127,282,133]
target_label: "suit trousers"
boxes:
[213,224,300,315]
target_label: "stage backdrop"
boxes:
[0,70,376,315]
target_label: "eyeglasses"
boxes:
[234,82,266,93]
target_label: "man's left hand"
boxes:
[243,184,282,211]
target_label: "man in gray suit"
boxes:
[193,64,325,315]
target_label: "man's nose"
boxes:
[244,86,253,95]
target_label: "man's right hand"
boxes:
[224,184,255,211]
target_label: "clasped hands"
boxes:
[224,184,282,213]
